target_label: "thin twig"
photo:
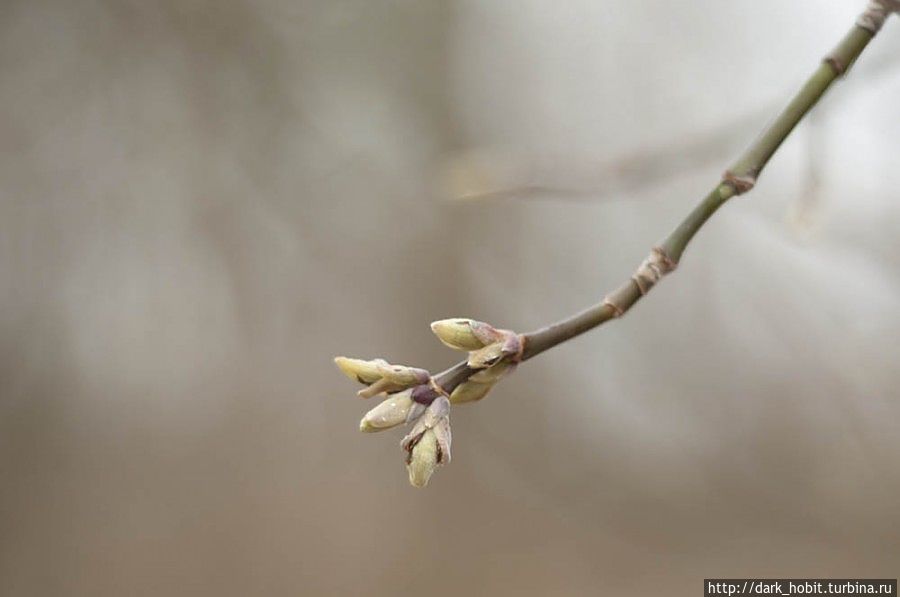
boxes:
[430,8,886,398]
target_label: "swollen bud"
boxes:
[465,330,522,369]
[407,429,439,487]
[449,380,493,404]
[334,357,388,384]
[334,356,429,399]
[449,360,516,404]
[401,396,452,488]
[430,319,503,351]
[470,360,516,384]
[376,362,430,387]
[359,389,415,432]
[450,361,516,404]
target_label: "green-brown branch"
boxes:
[431,12,884,395]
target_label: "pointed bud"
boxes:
[449,380,493,404]
[359,389,415,432]
[334,357,388,384]
[356,377,393,399]
[406,429,438,487]
[431,415,452,465]
[466,329,522,369]
[336,356,431,399]
[449,361,515,404]
[375,362,430,387]
[466,342,505,369]
[469,360,516,384]
[402,396,452,488]
[430,318,503,351]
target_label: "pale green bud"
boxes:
[359,389,415,432]
[449,380,493,404]
[335,356,430,399]
[401,396,452,488]
[407,429,438,487]
[430,318,502,351]
[469,360,516,384]
[334,356,388,384]
[376,362,430,387]
[449,361,515,404]
[466,342,506,369]
[466,329,523,369]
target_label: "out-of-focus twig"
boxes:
[787,109,827,238]
[441,39,900,205]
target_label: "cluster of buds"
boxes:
[334,318,523,487]
[430,319,522,403]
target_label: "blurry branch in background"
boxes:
[440,41,900,206]
[788,110,827,239]
[440,111,764,203]
[335,1,898,487]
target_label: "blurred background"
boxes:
[1,1,899,595]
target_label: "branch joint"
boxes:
[632,247,678,295]
[601,297,625,318]
[823,54,847,76]
[510,334,527,363]
[722,170,757,195]
[857,0,900,34]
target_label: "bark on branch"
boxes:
[430,5,890,397]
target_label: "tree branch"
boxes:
[432,8,887,395]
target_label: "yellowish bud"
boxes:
[469,360,515,384]
[336,356,430,399]
[334,357,386,384]
[406,429,439,488]
[356,378,391,399]
[449,361,514,404]
[449,380,493,404]
[359,390,415,432]
[430,319,500,351]
[467,342,506,369]
[401,396,451,487]
[376,362,430,386]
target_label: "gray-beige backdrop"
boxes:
[1,1,899,595]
